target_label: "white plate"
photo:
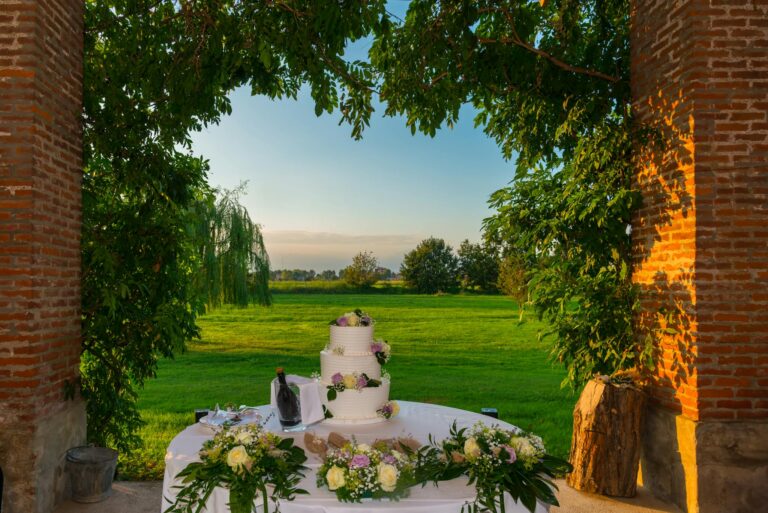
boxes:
[198,410,262,432]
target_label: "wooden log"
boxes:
[566,377,646,497]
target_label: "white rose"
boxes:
[326,465,346,491]
[464,438,482,461]
[346,314,360,327]
[377,463,399,492]
[516,438,537,460]
[356,443,371,452]
[226,445,251,471]
[234,431,253,445]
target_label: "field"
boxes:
[121,293,577,480]
[269,280,409,293]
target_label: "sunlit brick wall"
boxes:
[631,0,768,423]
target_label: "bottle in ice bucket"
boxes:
[274,367,303,431]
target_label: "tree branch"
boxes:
[477,7,621,84]
[477,36,620,84]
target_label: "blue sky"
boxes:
[190,87,515,272]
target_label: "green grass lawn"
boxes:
[121,293,577,480]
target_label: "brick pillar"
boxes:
[631,1,768,512]
[0,1,86,512]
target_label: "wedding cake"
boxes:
[319,310,395,424]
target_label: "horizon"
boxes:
[190,0,517,271]
[191,87,516,271]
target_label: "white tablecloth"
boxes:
[162,401,550,513]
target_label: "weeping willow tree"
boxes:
[196,184,271,309]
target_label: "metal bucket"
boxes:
[65,446,118,503]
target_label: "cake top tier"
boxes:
[329,324,375,355]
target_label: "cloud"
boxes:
[262,230,424,270]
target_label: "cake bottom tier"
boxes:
[321,380,390,424]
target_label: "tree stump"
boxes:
[566,377,646,497]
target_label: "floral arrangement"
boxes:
[370,339,391,365]
[376,401,400,419]
[326,372,381,401]
[417,422,572,513]
[166,424,307,513]
[317,441,417,502]
[330,309,373,327]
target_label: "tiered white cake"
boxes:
[320,322,391,424]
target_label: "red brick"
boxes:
[0,0,84,509]
[632,0,768,423]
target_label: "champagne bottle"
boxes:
[275,367,301,427]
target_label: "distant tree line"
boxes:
[270,239,526,302]
[271,263,396,283]
[400,237,525,301]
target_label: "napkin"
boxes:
[269,374,325,426]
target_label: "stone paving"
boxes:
[54,480,682,513]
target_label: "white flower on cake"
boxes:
[345,313,360,326]
[326,465,346,490]
[377,463,399,492]
[342,374,357,389]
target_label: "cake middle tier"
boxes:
[320,350,381,381]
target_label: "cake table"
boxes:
[161,401,551,513]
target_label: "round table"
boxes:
[162,401,551,513]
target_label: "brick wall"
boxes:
[631,1,768,511]
[632,0,768,423]
[690,0,768,421]
[0,1,86,512]
[631,0,700,420]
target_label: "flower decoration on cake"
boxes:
[327,372,381,401]
[317,440,416,502]
[370,339,391,365]
[330,309,374,327]
[376,401,400,419]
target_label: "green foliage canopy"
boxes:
[368,0,648,386]
[401,238,459,294]
[82,0,387,451]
